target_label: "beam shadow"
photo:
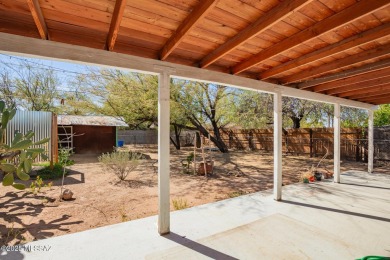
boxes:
[163,232,238,259]
[281,200,390,223]
[340,182,390,190]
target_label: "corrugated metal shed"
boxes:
[5,111,52,161]
[58,115,128,127]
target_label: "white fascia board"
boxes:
[0,32,374,110]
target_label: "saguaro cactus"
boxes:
[0,100,49,189]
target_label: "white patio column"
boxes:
[274,91,282,201]
[334,103,341,183]
[368,109,374,173]
[157,69,171,235]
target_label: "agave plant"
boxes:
[0,100,49,190]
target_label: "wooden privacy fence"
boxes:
[220,128,366,161]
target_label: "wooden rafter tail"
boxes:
[26,0,48,40]
[160,0,218,61]
[231,0,390,75]
[106,0,127,51]
[199,0,313,68]
[297,59,390,89]
[312,68,390,93]
[260,23,390,80]
[281,43,390,85]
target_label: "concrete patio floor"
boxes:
[3,170,390,259]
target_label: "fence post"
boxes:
[309,129,313,158]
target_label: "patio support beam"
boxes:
[157,68,172,235]
[160,0,218,60]
[106,0,127,51]
[260,23,390,80]
[334,103,341,183]
[0,33,374,110]
[274,90,282,201]
[368,109,374,173]
[297,59,390,89]
[27,0,49,40]
[200,0,312,68]
[231,0,390,74]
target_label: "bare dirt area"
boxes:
[1,145,388,245]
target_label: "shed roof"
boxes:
[0,0,389,105]
[57,115,128,127]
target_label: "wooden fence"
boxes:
[220,128,366,161]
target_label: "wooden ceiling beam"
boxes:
[326,75,390,96]
[281,43,390,84]
[231,0,390,75]
[346,85,390,99]
[199,0,313,68]
[260,23,390,80]
[26,0,49,40]
[357,94,390,103]
[106,0,127,51]
[359,97,390,105]
[312,67,390,93]
[160,0,218,61]
[296,59,390,89]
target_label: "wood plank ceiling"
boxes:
[0,0,389,105]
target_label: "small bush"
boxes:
[227,190,247,198]
[99,151,141,181]
[58,148,74,166]
[37,163,66,180]
[172,198,189,210]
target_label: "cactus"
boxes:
[0,100,49,190]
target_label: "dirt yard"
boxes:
[1,145,388,245]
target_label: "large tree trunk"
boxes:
[169,124,181,150]
[188,117,229,153]
[291,116,302,129]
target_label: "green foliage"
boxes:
[29,176,53,194]
[374,104,390,127]
[0,61,60,112]
[58,148,74,166]
[99,151,142,181]
[172,198,189,210]
[0,100,49,189]
[36,163,65,180]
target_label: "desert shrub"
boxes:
[227,190,247,198]
[172,197,189,210]
[37,163,66,180]
[99,151,141,181]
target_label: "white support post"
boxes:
[368,109,374,173]
[274,91,282,201]
[157,70,171,235]
[334,103,341,183]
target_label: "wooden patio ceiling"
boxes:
[0,0,389,105]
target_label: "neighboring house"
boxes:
[57,115,128,154]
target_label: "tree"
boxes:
[0,60,60,112]
[74,69,158,129]
[374,104,390,126]
[340,107,367,128]
[0,100,49,189]
[282,97,321,129]
[0,70,17,108]
[229,91,273,129]
[172,80,233,153]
